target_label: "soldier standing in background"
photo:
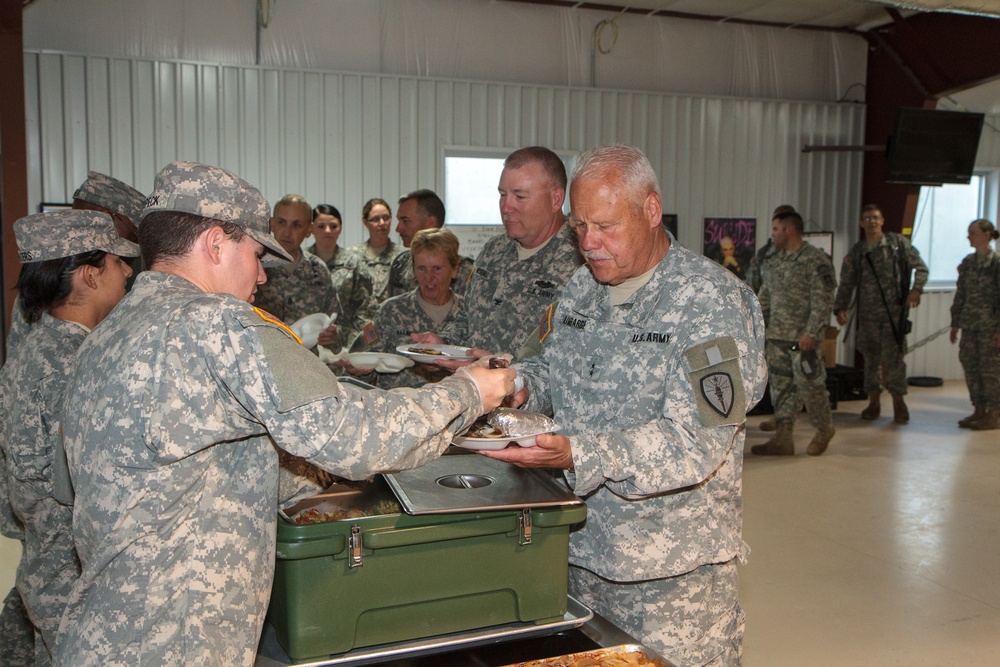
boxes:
[415,146,583,360]
[752,210,837,456]
[387,189,474,299]
[949,218,1000,430]
[253,194,341,349]
[834,204,928,424]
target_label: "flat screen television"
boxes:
[885,108,985,185]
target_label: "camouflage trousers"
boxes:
[765,341,832,429]
[855,316,908,396]
[958,330,1000,411]
[0,587,34,667]
[569,560,743,667]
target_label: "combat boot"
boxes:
[860,393,881,420]
[759,418,776,432]
[892,394,909,424]
[751,421,795,456]
[970,409,1000,431]
[958,406,986,428]
[807,425,836,456]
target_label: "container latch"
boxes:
[519,509,533,546]
[349,524,363,568]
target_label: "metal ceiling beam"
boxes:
[497,0,863,34]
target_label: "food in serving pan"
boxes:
[504,647,670,667]
[291,498,400,524]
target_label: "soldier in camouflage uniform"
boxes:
[387,189,475,299]
[252,195,342,349]
[950,219,1000,430]
[343,198,405,304]
[484,146,767,666]
[420,147,583,361]
[307,204,375,346]
[52,161,515,667]
[752,211,837,456]
[0,211,138,666]
[350,229,463,389]
[835,204,928,423]
[6,172,146,352]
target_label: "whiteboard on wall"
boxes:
[449,225,504,260]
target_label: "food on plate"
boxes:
[408,346,443,356]
[461,408,557,440]
[487,408,556,438]
[503,648,669,667]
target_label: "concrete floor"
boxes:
[1,380,997,665]
[741,380,1000,666]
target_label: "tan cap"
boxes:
[141,161,292,263]
[15,210,140,263]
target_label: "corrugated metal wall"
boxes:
[48,52,993,376]
[24,51,866,252]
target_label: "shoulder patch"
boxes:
[361,320,379,345]
[538,303,555,343]
[684,336,746,427]
[253,307,303,345]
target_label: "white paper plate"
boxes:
[396,344,474,364]
[290,313,333,349]
[341,352,414,374]
[452,425,560,451]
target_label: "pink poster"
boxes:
[703,217,756,281]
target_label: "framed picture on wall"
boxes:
[703,217,756,281]
[803,231,834,257]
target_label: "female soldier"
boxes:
[344,198,404,304]
[0,210,138,664]
[349,228,462,389]
[950,218,1000,430]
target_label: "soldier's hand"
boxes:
[480,433,573,470]
[907,288,922,308]
[835,309,848,326]
[950,327,959,344]
[992,333,1000,349]
[456,364,516,413]
[317,322,338,347]
[798,334,816,351]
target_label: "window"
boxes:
[910,172,993,288]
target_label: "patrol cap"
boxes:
[73,171,146,224]
[140,160,293,263]
[14,210,141,264]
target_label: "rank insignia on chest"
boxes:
[362,321,379,345]
[700,372,735,418]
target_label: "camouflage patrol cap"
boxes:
[141,160,293,262]
[14,210,141,263]
[73,171,146,224]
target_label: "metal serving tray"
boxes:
[255,597,594,667]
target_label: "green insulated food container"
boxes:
[268,453,586,661]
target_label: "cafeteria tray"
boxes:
[255,596,594,667]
